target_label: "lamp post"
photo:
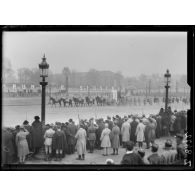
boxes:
[39,54,49,125]
[164,69,171,112]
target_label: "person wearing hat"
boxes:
[110,120,120,155]
[147,143,162,165]
[144,117,156,149]
[2,127,15,164]
[75,123,87,160]
[52,123,67,161]
[100,123,111,156]
[121,141,143,165]
[135,119,145,149]
[95,118,105,150]
[137,149,149,164]
[106,158,115,165]
[43,124,55,161]
[121,117,131,148]
[66,119,77,154]
[175,134,187,165]
[160,139,177,165]
[130,116,138,144]
[87,119,97,153]
[107,116,113,130]
[31,116,43,155]
[15,125,30,164]
[23,120,33,152]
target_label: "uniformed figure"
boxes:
[43,124,55,161]
[87,119,96,153]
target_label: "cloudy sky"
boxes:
[3,31,187,77]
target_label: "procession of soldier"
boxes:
[2,105,187,165]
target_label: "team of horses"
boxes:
[48,96,107,107]
[48,95,190,107]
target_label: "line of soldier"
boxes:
[2,107,187,164]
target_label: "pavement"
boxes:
[24,136,177,165]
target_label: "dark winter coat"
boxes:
[2,130,15,164]
[66,123,77,145]
[52,130,67,151]
[121,152,144,165]
[130,120,138,143]
[147,153,162,165]
[31,120,43,148]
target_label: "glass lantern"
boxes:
[164,69,171,84]
[39,54,49,77]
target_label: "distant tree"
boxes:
[62,67,71,90]
[3,58,17,83]
[17,68,33,84]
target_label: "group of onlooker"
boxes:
[2,107,187,165]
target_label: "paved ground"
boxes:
[24,136,176,165]
[2,96,189,127]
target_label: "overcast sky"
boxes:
[3,31,187,77]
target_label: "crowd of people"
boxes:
[2,106,187,165]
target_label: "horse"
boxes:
[95,96,106,106]
[85,96,94,106]
[49,96,61,107]
[60,97,70,107]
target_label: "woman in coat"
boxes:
[100,123,111,156]
[110,122,120,155]
[15,126,29,164]
[135,120,145,149]
[75,124,87,160]
[121,118,131,147]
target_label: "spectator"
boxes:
[52,124,67,161]
[100,123,111,156]
[130,116,138,144]
[43,124,55,161]
[121,117,131,148]
[87,119,96,153]
[75,123,87,160]
[161,139,177,165]
[110,121,120,155]
[147,143,162,165]
[135,119,145,149]
[121,141,143,165]
[175,133,187,165]
[15,126,29,164]
[31,116,43,155]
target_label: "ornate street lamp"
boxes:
[164,69,171,112]
[39,54,49,125]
